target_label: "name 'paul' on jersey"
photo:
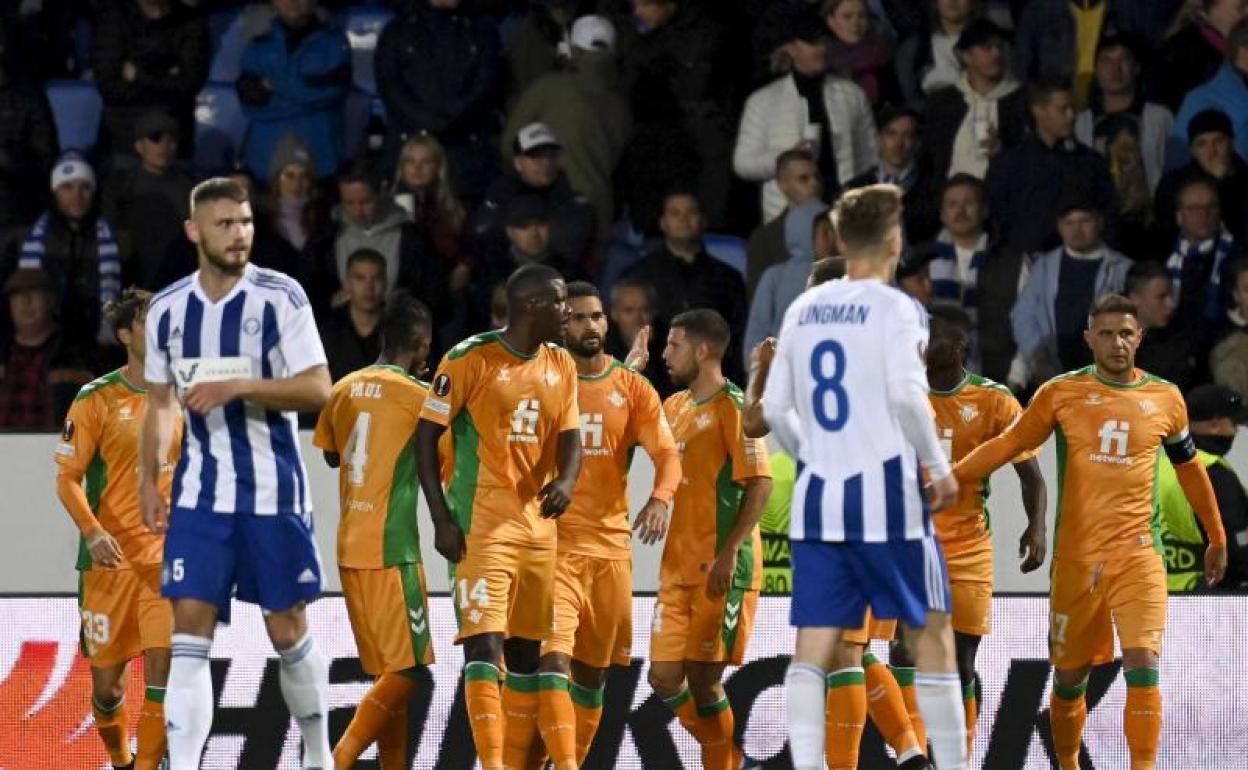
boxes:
[144,264,328,516]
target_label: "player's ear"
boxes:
[184,218,199,245]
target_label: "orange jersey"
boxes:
[55,370,181,570]
[958,366,1188,563]
[314,365,430,569]
[661,384,771,589]
[559,359,681,559]
[420,332,580,545]
[929,373,1036,557]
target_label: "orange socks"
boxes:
[1124,669,1161,770]
[1050,680,1088,770]
[862,654,922,762]
[135,686,167,770]
[662,687,709,743]
[963,681,978,761]
[892,665,927,752]
[824,667,867,770]
[92,695,133,768]
[466,662,506,769]
[696,698,739,770]
[332,672,418,770]
[537,673,577,770]
[502,672,540,770]
[570,682,605,764]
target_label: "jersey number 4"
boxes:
[810,340,849,431]
[344,413,373,487]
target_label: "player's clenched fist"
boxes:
[538,478,574,518]
[434,520,467,564]
[140,480,169,534]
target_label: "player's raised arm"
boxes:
[760,332,801,455]
[632,381,681,545]
[1165,409,1229,585]
[954,382,1058,485]
[743,337,776,439]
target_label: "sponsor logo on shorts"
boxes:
[297,569,318,584]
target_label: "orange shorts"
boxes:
[842,608,897,646]
[946,547,993,637]
[452,534,555,643]
[341,563,435,675]
[1049,549,1167,670]
[79,564,172,667]
[541,553,633,668]
[650,582,758,665]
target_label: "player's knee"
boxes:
[143,647,172,685]
[1121,647,1159,671]
[954,632,981,687]
[570,659,607,691]
[264,607,309,651]
[830,641,865,670]
[91,675,127,706]
[647,662,684,697]
[540,651,573,676]
[888,638,915,668]
[503,637,541,674]
[1053,666,1091,689]
[463,633,504,666]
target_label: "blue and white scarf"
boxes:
[1167,228,1236,321]
[928,231,989,317]
[18,212,121,310]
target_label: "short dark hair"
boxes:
[775,148,816,177]
[565,280,599,301]
[832,184,903,254]
[337,157,381,191]
[876,104,921,133]
[1124,261,1170,297]
[345,248,387,274]
[1027,76,1072,107]
[103,287,151,342]
[190,177,248,213]
[670,308,730,357]
[941,173,986,203]
[928,302,972,336]
[506,263,563,309]
[610,275,658,307]
[1176,173,1220,206]
[662,187,701,212]
[380,291,433,356]
[808,256,846,286]
[1087,293,1138,324]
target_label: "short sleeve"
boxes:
[420,353,474,427]
[144,304,171,385]
[55,395,101,478]
[999,391,1038,463]
[280,301,329,376]
[724,400,772,483]
[883,296,929,390]
[557,352,580,434]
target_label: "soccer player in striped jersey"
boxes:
[764,185,967,770]
[56,289,181,770]
[313,294,437,770]
[416,264,581,770]
[649,309,772,770]
[529,281,682,768]
[954,294,1227,770]
[138,178,334,770]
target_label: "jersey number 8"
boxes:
[810,340,849,431]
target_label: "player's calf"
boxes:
[1122,648,1162,770]
[902,613,967,770]
[265,606,332,770]
[135,648,170,770]
[91,663,134,769]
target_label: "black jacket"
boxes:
[844,163,942,245]
[1154,156,1248,247]
[474,171,596,281]
[91,1,208,157]
[1150,23,1228,113]
[321,305,382,384]
[923,84,1030,184]
[0,83,57,228]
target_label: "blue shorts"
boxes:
[791,536,952,630]
[161,507,323,623]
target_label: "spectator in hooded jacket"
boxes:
[745,149,824,300]
[376,0,502,201]
[895,0,982,110]
[92,0,209,161]
[744,199,825,365]
[1174,21,1248,168]
[1152,0,1247,111]
[0,57,57,232]
[502,0,594,107]
[236,0,351,180]
[733,9,876,223]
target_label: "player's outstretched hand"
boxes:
[927,473,958,512]
[140,481,169,534]
[183,380,243,415]
[633,498,670,545]
[750,337,777,374]
[538,479,574,519]
[706,548,736,598]
[625,326,651,371]
[433,520,466,564]
[85,527,124,568]
[1206,543,1228,587]
[1018,524,1047,573]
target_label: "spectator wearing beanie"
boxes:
[733,8,876,223]
[923,18,1027,182]
[985,77,1117,256]
[1156,109,1248,245]
[263,134,329,257]
[237,0,350,179]
[1173,20,1248,168]
[843,106,941,244]
[1152,0,1246,112]
[1011,0,1117,110]
[101,110,193,290]
[0,57,57,232]
[475,122,597,280]
[376,0,501,202]
[4,154,122,349]
[504,15,631,256]
[894,0,984,110]
[92,0,209,161]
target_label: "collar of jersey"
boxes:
[114,367,146,394]
[1088,365,1148,390]
[491,331,539,360]
[930,371,970,397]
[578,357,619,381]
[371,363,422,382]
[191,263,253,307]
[692,383,729,406]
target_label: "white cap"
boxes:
[514,122,563,155]
[50,153,96,192]
[570,15,615,52]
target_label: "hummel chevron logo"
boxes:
[409,607,427,635]
[725,601,741,630]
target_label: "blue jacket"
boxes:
[743,200,825,367]
[1172,64,1248,168]
[237,19,350,178]
[1011,245,1131,365]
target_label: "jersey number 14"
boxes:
[810,340,849,431]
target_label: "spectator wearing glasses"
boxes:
[1156,110,1248,246]
[1164,175,1243,333]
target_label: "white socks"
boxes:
[167,634,214,770]
[278,633,333,769]
[917,671,968,770]
[785,663,827,770]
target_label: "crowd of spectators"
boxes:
[0,0,1247,432]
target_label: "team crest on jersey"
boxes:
[433,374,451,397]
[608,390,626,408]
[544,370,561,387]
[695,413,713,431]
[496,366,510,382]
[61,419,74,441]
[1085,392,1103,406]
[242,317,262,336]
[119,405,134,421]
[1138,399,1158,415]
[960,404,979,423]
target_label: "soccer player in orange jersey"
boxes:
[648,309,773,770]
[954,294,1228,770]
[55,289,181,770]
[416,264,582,770]
[526,281,683,768]
[313,294,437,770]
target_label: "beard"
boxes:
[566,333,602,358]
[202,242,249,275]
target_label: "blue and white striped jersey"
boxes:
[763,278,934,543]
[144,264,328,516]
